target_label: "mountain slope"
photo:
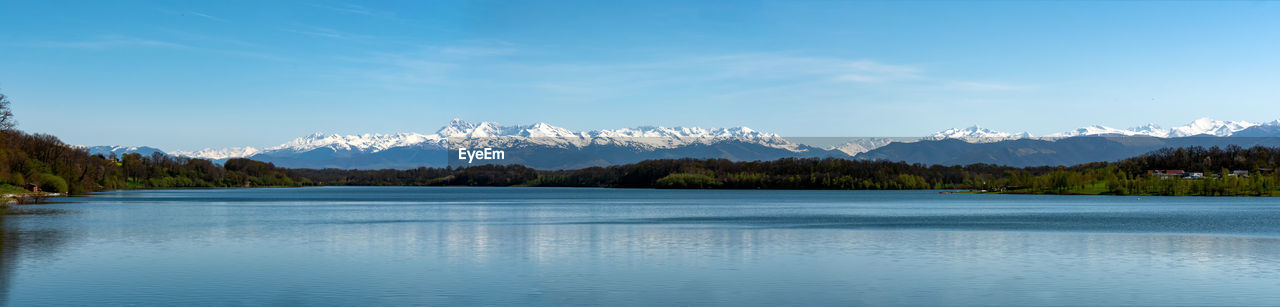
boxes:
[87,145,167,158]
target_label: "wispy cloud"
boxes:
[497,54,926,93]
[23,36,191,50]
[156,8,230,23]
[188,12,229,23]
[693,54,922,83]
[438,46,518,57]
[17,35,289,61]
[325,42,523,89]
[944,81,1036,91]
[830,60,922,83]
[328,47,1037,102]
[157,29,261,48]
[281,25,376,41]
[310,3,397,19]
[435,39,520,57]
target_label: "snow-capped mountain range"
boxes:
[925,126,1032,143]
[87,117,1280,170]
[928,117,1276,141]
[86,145,167,157]
[173,147,262,160]
[150,119,835,169]
[1042,118,1263,138]
[828,138,899,156]
[172,119,803,160]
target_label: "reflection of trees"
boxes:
[0,214,68,304]
[0,217,20,304]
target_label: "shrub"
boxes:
[36,173,67,193]
[656,173,721,189]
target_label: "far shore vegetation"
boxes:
[293,145,1280,197]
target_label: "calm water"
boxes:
[3,187,1280,306]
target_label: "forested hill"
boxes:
[294,158,1050,189]
[992,145,1280,196]
[1,129,311,195]
[1,130,116,194]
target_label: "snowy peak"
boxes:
[1127,123,1168,137]
[827,138,898,156]
[178,120,807,161]
[1047,118,1261,138]
[173,147,262,160]
[436,118,476,137]
[515,122,580,138]
[271,132,441,153]
[1044,124,1160,138]
[927,125,1031,142]
[168,117,1280,162]
[276,133,350,151]
[436,120,581,139]
[468,122,505,137]
[435,119,508,138]
[1167,117,1256,137]
[581,125,777,139]
[87,145,168,158]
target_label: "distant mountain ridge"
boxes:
[160,119,841,169]
[924,117,1274,140]
[90,117,1280,169]
[925,125,1031,143]
[855,136,1280,167]
[86,145,167,158]
[174,119,797,156]
[1043,118,1262,138]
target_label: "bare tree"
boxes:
[0,90,15,130]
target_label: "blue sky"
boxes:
[2,1,1278,151]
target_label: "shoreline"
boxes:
[48,185,1280,198]
[3,191,63,205]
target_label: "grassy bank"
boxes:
[0,183,61,206]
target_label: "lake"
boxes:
[3,187,1279,305]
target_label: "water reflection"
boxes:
[335,220,1280,267]
[0,211,68,304]
[0,217,14,304]
[3,188,1280,305]
[287,222,1280,305]
[577,212,1280,235]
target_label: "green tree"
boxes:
[36,173,68,193]
[656,173,720,188]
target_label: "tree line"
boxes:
[995,145,1280,196]
[294,145,1280,196]
[295,158,1053,190]
[0,129,311,194]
